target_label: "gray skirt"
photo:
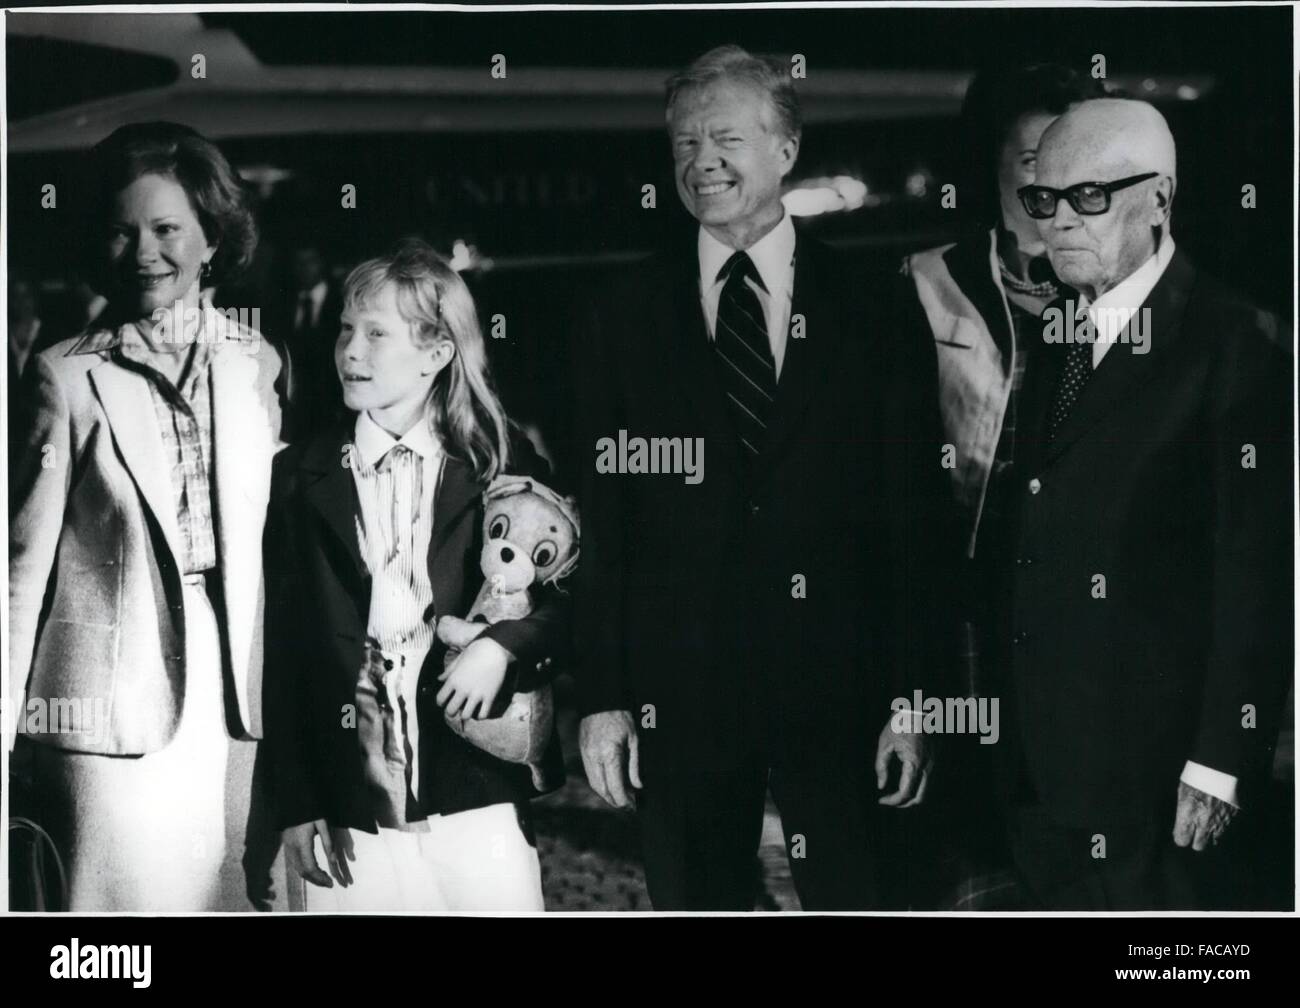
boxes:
[26,574,257,911]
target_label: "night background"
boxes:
[6,5,1295,911]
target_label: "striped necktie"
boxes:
[713,250,776,457]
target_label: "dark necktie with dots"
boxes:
[1046,323,1094,442]
[712,250,776,457]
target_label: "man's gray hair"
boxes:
[665,45,802,142]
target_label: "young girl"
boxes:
[263,239,566,911]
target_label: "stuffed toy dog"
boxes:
[436,475,579,790]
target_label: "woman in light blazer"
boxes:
[8,122,282,910]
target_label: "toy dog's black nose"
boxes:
[500,546,515,563]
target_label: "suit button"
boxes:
[1017,557,1034,567]
[1012,632,1028,645]
[1027,478,1042,495]
[748,501,760,515]
[535,662,544,671]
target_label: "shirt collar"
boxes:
[1080,234,1176,318]
[698,211,796,295]
[354,409,442,470]
[67,298,255,357]
[114,312,215,378]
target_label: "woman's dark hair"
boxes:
[958,63,1105,228]
[86,121,257,289]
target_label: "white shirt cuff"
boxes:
[1180,761,1239,808]
[890,708,927,730]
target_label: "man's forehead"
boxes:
[671,81,769,127]
[1036,99,1174,184]
[1037,133,1133,183]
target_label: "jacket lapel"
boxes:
[1044,250,1195,463]
[209,336,279,726]
[89,362,185,565]
[211,341,275,553]
[944,229,1015,374]
[655,247,748,483]
[428,454,482,621]
[751,234,840,489]
[664,244,745,474]
[301,418,366,580]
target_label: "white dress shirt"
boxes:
[698,213,796,378]
[350,410,442,652]
[1080,236,1175,369]
[1078,236,1236,808]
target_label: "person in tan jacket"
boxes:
[8,122,282,910]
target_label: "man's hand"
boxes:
[436,637,511,719]
[875,717,933,807]
[579,710,642,809]
[1172,781,1238,851]
[281,820,354,889]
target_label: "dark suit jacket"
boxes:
[570,227,956,780]
[1003,249,1293,829]
[265,283,345,444]
[262,418,567,832]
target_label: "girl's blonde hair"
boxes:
[342,238,511,481]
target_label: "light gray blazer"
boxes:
[8,308,282,754]
[903,230,1016,559]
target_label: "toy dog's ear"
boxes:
[542,500,581,586]
[547,494,581,541]
[485,476,533,502]
[544,542,580,586]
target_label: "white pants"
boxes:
[293,802,544,912]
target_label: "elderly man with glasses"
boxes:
[991,98,1291,909]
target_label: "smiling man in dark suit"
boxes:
[1002,98,1292,909]
[570,45,953,910]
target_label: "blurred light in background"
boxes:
[905,166,934,200]
[783,175,871,218]
[237,163,294,198]
[449,238,492,273]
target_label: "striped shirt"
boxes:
[350,410,442,652]
[116,323,217,575]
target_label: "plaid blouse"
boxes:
[116,327,218,575]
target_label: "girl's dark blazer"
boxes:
[261,416,567,832]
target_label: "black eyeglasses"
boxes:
[1017,172,1159,219]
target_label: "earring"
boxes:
[200,261,212,285]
